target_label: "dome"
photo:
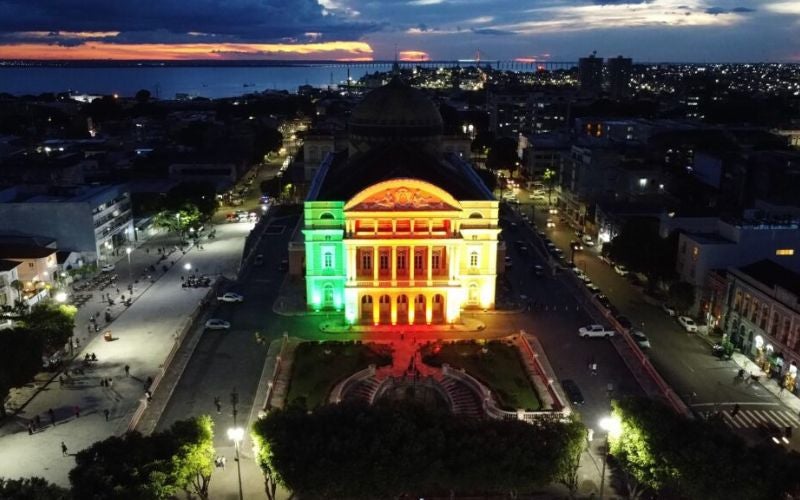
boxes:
[348,76,443,154]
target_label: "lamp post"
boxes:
[227,427,245,500]
[125,247,133,286]
[598,415,622,499]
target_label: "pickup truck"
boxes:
[578,324,616,338]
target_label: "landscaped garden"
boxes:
[421,340,541,411]
[285,341,392,409]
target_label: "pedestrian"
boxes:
[145,390,152,402]
[27,422,33,435]
[591,362,598,375]
[100,378,106,387]
[116,287,120,295]
[221,456,227,469]
[91,353,97,362]
[87,324,92,333]
[48,408,56,426]
[61,442,68,456]
[145,376,153,390]
[103,409,110,421]
[108,378,113,389]
[214,397,222,413]
[731,403,740,417]
[74,406,80,418]
[124,364,130,377]
[146,248,150,254]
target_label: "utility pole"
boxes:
[231,388,239,427]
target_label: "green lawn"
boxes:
[422,340,542,411]
[286,341,392,409]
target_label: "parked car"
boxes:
[101,264,115,272]
[661,303,677,316]
[631,330,651,349]
[586,282,601,294]
[578,324,616,338]
[615,315,633,330]
[217,292,244,303]
[677,316,698,333]
[570,240,583,251]
[614,264,629,276]
[205,319,231,330]
[532,264,544,277]
[561,379,585,405]
[546,218,556,228]
[582,235,595,246]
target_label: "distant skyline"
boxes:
[0,0,797,62]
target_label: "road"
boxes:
[509,184,800,449]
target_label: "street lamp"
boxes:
[227,427,245,500]
[184,262,192,272]
[55,291,67,303]
[126,247,133,285]
[598,415,622,499]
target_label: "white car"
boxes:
[677,316,697,333]
[101,264,115,272]
[631,330,651,349]
[614,264,629,276]
[582,235,595,247]
[205,319,231,330]
[661,303,677,316]
[218,292,244,303]
[578,324,616,338]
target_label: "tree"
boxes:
[606,218,678,287]
[668,281,695,314]
[554,416,588,499]
[542,168,557,205]
[9,279,25,314]
[0,328,44,418]
[164,182,217,220]
[23,302,77,353]
[486,137,519,176]
[252,400,579,499]
[170,415,215,499]
[69,417,216,500]
[135,89,151,104]
[0,477,71,499]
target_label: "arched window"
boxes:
[320,212,334,220]
[361,295,373,304]
[469,212,483,219]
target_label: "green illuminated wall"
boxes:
[302,201,346,311]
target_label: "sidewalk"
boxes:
[0,222,250,487]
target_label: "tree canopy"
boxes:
[22,302,77,353]
[0,477,71,500]
[606,217,678,285]
[69,416,216,500]
[609,397,800,500]
[0,328,43,417]
[252,401,585,499]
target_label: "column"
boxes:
[425,294,433,324]
[348,246,356,281]
[372,246,378,282]
[427,245,433,283]
[372,296,380,325]
[392,220,397,234]
[409,246,415,282]
[391,246,397,282]
[447,245,455,280]
[390,293,397,325]
[408,297,415,325]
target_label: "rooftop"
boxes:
[0,244,57,259]
[737,259,800,298]
[0,259,20,272]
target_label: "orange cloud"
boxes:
[0,41,373,60]
[398,50,429,61]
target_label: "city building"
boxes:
[296,77,499,325]
[0,184,134,264]
[0,258,21,307]
[722,260,800,393]
[606,56,632,99]
[578,54,604,94]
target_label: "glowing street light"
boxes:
[227,427,245,500]
[126,247,133,285]
[55,291,67,303]
[598,415,622,499]
[184,262,192,272]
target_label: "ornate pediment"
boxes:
[350,186,456,211]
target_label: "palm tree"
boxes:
[9,279,25,313]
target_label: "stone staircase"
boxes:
[440,376,483,418]
[341,376,382,404]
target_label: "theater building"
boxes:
[300,77,499,325]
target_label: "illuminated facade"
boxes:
[302,77,499,325]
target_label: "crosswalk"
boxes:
[704,408,800,430]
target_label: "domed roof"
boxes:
[349,76,443,139]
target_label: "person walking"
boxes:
[103,409,110,421]
[61,442,68,456]
[27,422,33,435]
[48,408,56,426]
[214,397,222,414]
[124,364,130,377]
[108,378,113,389]
[731,403,740,417]
[220,456,227,469]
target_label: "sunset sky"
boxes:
[0,0,797,62]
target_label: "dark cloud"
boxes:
[705,5,756,15]
[471,28,516,36]
[0,0,379,43]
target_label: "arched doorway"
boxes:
[432,294,445,323]
[414,294,426,322]
[361,295,373,322]
[379,295,391,324]
[397,295,409,324]
[323,283,334,309]
[467,283,479,306]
